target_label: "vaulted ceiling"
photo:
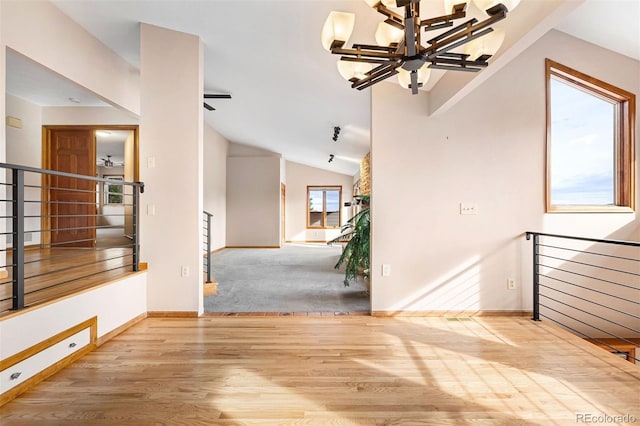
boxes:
[6,0,639,175]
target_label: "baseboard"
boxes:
[205,247,225,255]
[371,310,532,317]
[287,240,330,243]
[225,246,280,249]
[97,312,147,346]
[147,311,199,318]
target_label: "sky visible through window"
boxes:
[550,77,615,205]
[309,190,340,212]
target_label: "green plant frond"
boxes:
[329,200,370,287]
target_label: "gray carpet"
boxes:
[204,244,370,313]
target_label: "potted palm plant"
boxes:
[329,195,370,287]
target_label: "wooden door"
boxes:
[44,128,96,248]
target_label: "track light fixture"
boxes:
[328,154,335,163]
[203,93,232,111]
[332,126,341,142]
[321,0,517,94]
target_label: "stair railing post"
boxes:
[532,233,540,321]
[12,168,25,310]
[132,183,141,272]
[206,212,212,284]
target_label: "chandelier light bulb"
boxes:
[397,63,431,90]
[337,60,373,81]
[321,11,355,51]
[473,0,520,14]
[375,22,404,47]
[464,29,505,61]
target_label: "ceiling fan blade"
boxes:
[203,102,215,111]
[204,94,232,99]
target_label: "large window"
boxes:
[545,59,635,212]
[307,186,342,229]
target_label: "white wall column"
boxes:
[140,24,204,314]
[1,0,6,272]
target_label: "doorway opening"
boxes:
[42,125,139,249]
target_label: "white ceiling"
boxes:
[96,130,130,165]
[556,0,640,61]
[6,0,639,176]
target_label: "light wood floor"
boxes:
[0,247,134,315]
[1,316,638,425]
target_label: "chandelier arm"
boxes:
[428,64,483,72]
[420,3,466,30]
[426,17,477,45]
[429,56,490,68]
[425,27,493,60]
[394,38,406,56]
[409,71,419,95]
[415,1,421,52]
[331,47,402,61]
[403,3,419,57]
[351,62,400,89]
[351,44,398,52]
[340,56,397,65]
[353,68,400,91]
[373,4,405,30]
[430,5,506,43]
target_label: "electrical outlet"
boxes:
[507,278,516,290]
[382,264,391,277]
[460,202,478,215]
[147,204,156,216]
[181,266,190,277]
[147,156,156,168]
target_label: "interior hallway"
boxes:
[204,244,370,314]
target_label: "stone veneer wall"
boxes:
[360,152,370,195]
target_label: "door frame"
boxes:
[41,125,139,247]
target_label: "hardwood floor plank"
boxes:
[1,317,638,425]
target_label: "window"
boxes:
[545,59,635,212]
[307,186,342,228]
[104,175,124,204]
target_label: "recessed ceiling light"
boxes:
[68,97,81,103]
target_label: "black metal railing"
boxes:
[203,211,213,284]
[0,163,144,314]
[526,232,640,363]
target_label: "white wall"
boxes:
[42,106,138,125]
[226,155,281,247]
[370,30,639,314]
[5,95,43,245]
[204,124,228,251]
[0,0,5,271]
[1,1,139,115]
[139,23,204,313]
[285,160,353,242]
[0,273,147,359]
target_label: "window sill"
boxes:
[546,205,635,214]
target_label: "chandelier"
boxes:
[321,0,519,94]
